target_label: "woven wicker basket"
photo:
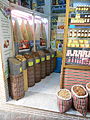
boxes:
[40,61,46,78]
[10,73,25,100]
[71,85,88,116]
[86,83,90,111]
[27,66,35,87]
[37,50,46,79]
[45,60,51,76]
[32,52,41,83]
[57,89,72,113]
[34,63,41,83]
[48,49,56,73]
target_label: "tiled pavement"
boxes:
[0,103,90,120]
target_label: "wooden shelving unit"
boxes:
[60,0,90,89]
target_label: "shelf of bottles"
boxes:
[66,0,90,66]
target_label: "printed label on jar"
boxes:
[28,62,34,67]
[41,57,45,62]
[20,67,23,72]
[46,56,50,60]
[36,59,40,64]
[52,54,54,58]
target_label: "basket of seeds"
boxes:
[57,89,72,113]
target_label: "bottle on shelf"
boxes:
[73,30,77,37]
[84,30,88,38]
[88,30,90,38]
[77,30,81,37]
[69,30,73,37]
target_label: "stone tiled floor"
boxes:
[0,103,89,120]
[1,73,90,119]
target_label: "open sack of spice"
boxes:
[57,89,72,113]
[71,85,88,116]
[86,82,90,111]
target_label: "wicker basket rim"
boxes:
[86,82,90,91]
[71,84,88,98]
[57,89,72,101]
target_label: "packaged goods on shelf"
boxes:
[24,54,35,87]
[16,55,28,91]
[32,52,41,83]
[71,85,88,116]
[57,89,72,113]
[37,50,46,79]
[8,57,25,100]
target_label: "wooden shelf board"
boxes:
[69,23,90,26]
[64,65,90,70]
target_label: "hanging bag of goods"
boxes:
[57,89,72,113]
[32,52,41,83]
[71,85,88,116]
[37,50,46,79]
[86,82,90,111]
[24,54,35,87]
[43,49,51,76]
[16,55,28,91]
[8,58,25,100]
[13,19,24,55]
[48,49,56,73]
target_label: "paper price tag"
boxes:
[28,62,33,67]
[36,59,40,64]
[41,57,45,62]
[46,56,50,60]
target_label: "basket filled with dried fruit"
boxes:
[16,55,28,91]
[71,85,88,116]
[24,54,35,87]
[86,82,90,110]
[57,89,72,113]
[8,57,25,100]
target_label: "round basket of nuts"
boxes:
[57,89,72,113]
[71,85,88,116]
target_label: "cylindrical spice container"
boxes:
[32,52,41,83]
[43,49,51,76]
[37,50,46,79]
[8,57,25,100]
[16,55,28,91]
[24,54,35,87]
[49,49,56,73]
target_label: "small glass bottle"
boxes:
[85,30,88,38]
[77,30,81,37]
[69,30,72,37]
[88,30,90,38]
[81,30,84,37]
[73,30,77,37]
